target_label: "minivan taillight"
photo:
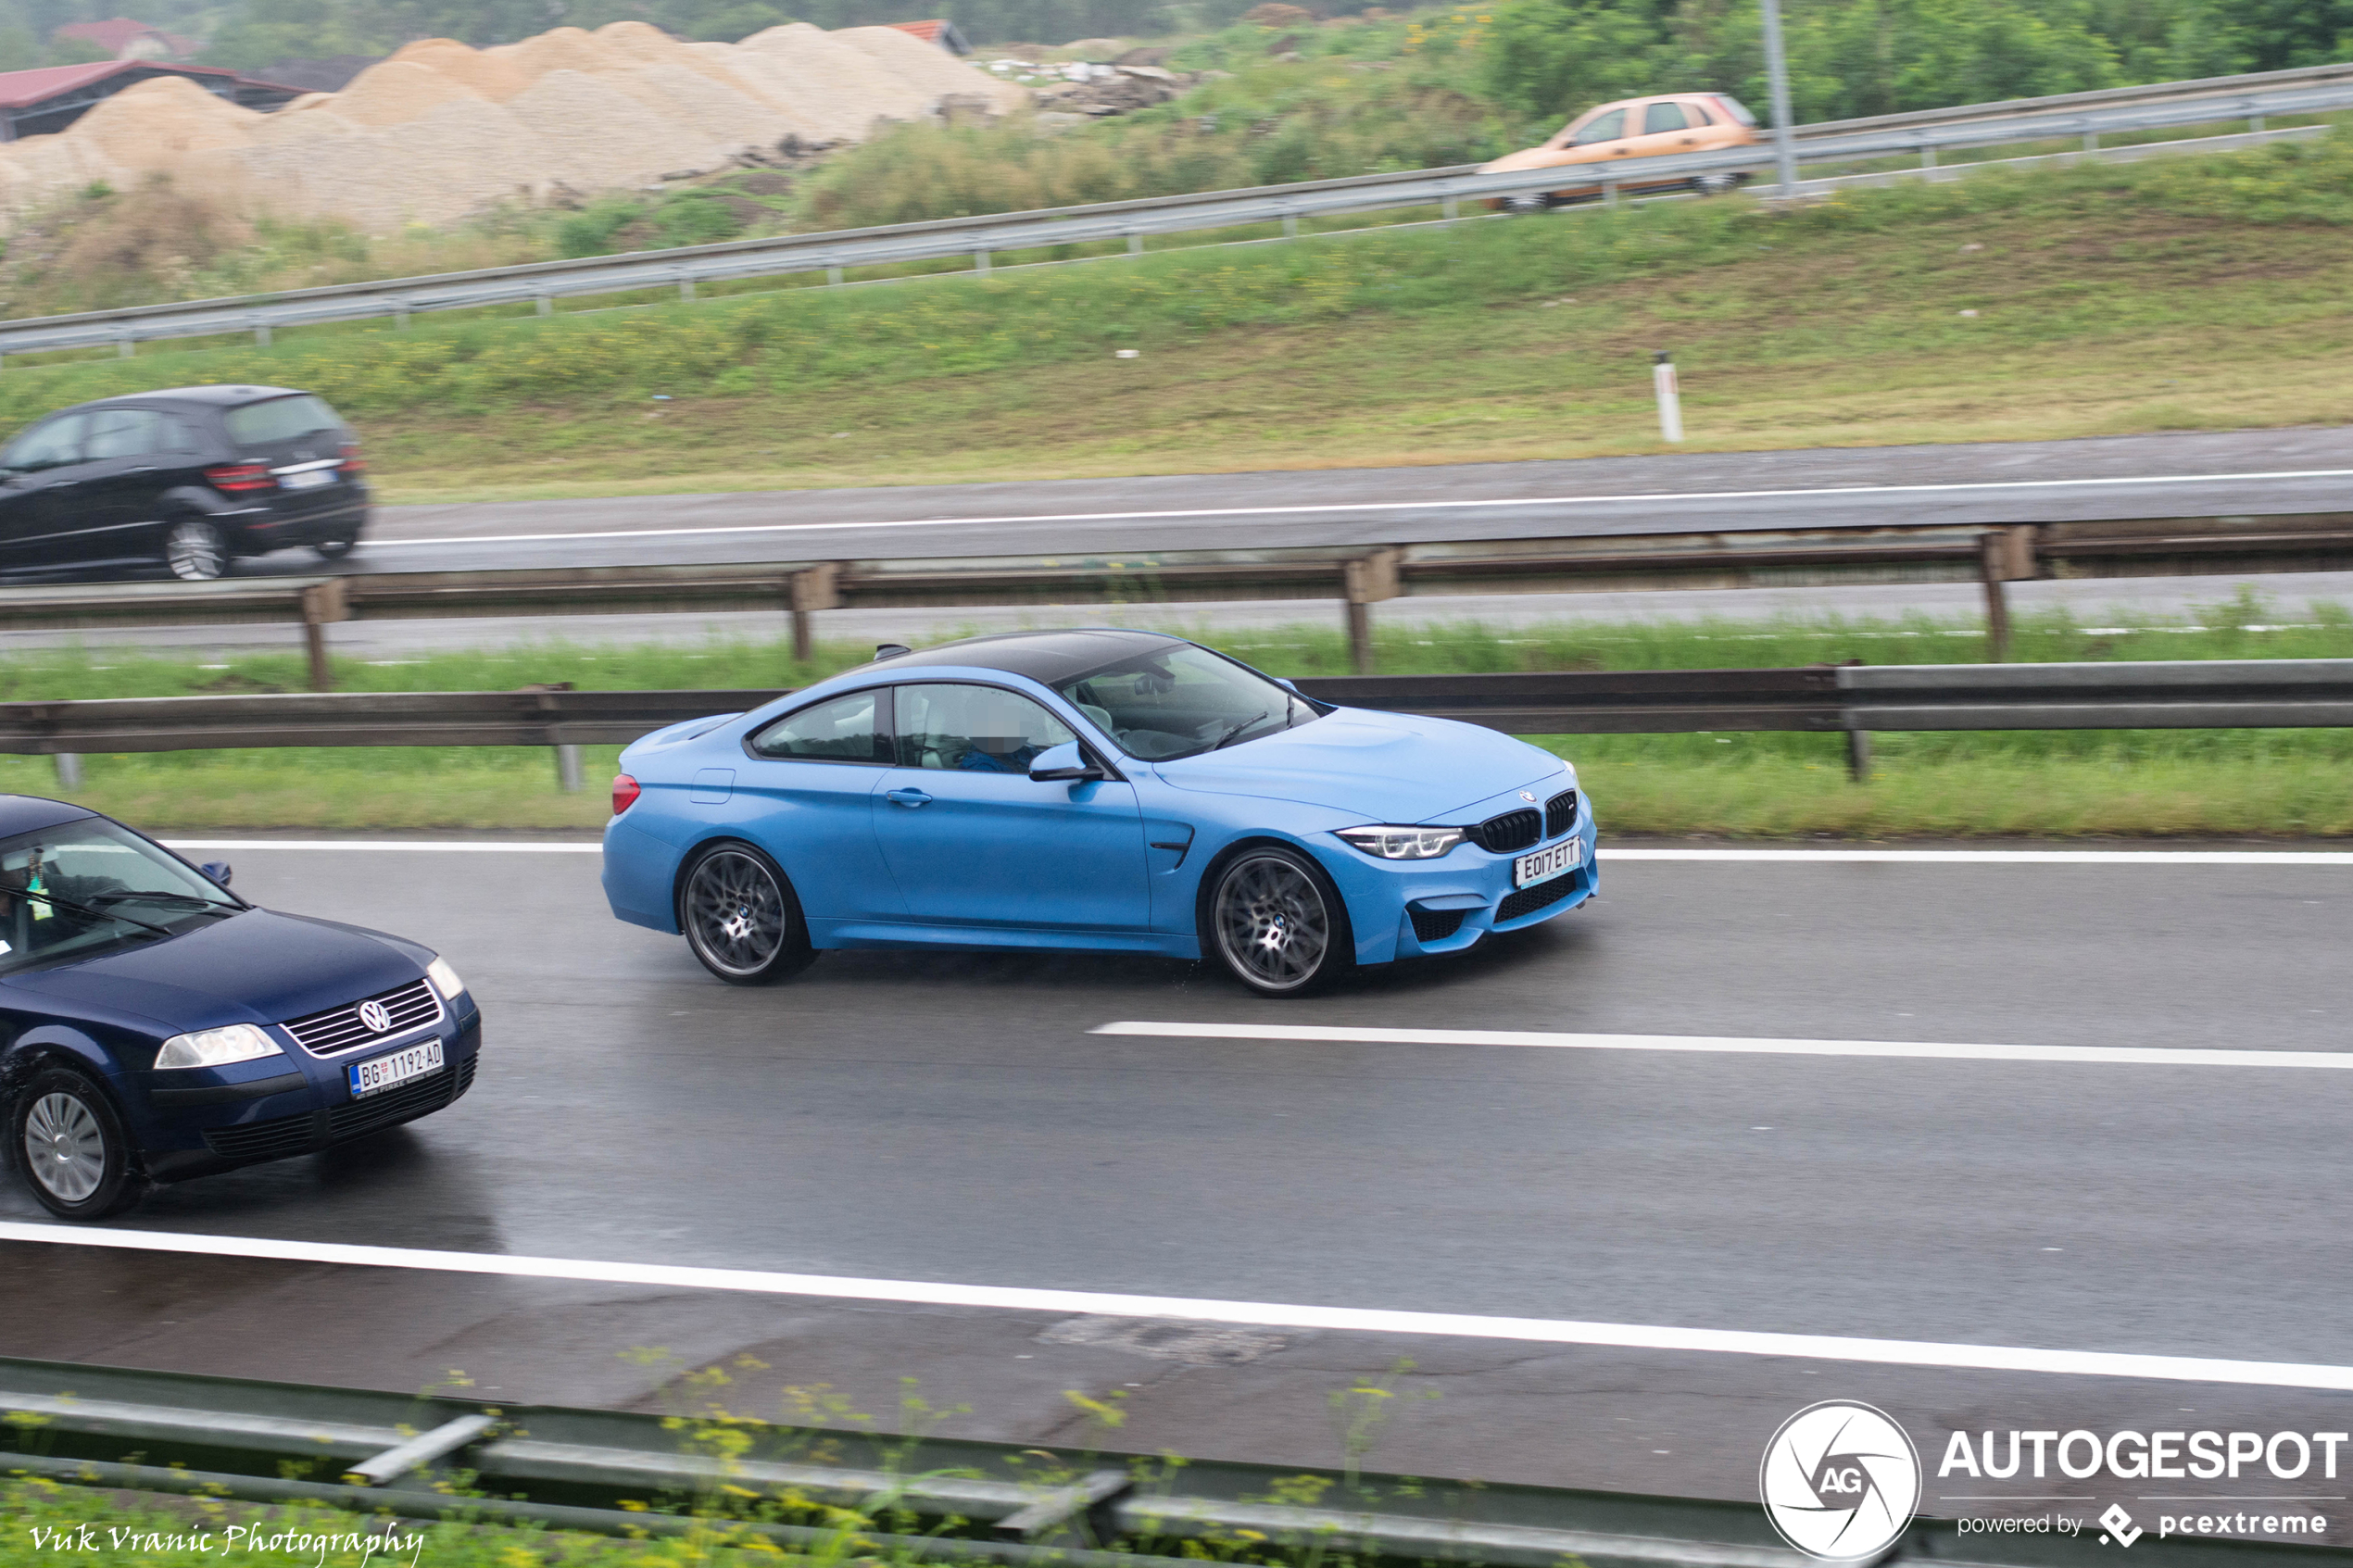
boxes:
[612,774,641,815]
[205,460,274,493]
[339,441,366,474]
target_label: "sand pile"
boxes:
[0,20,1027,232]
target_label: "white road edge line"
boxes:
[1091,1022,2353,1070]
[4,1222,2348,1391]
[157,841,2353,864]
[368,467,2353,549]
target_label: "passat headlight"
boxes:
[424,956,466,1003]
[1336,825,1465,859]
[155,1024,281,1070]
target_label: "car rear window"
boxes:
[224,395,344,446]
[1711,94,1759,126]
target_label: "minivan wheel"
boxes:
[164,518,228,582]
[679,843,815,985]
[12,1067,144,1221]
[313,538,355,560]
[1208,846,1353,997]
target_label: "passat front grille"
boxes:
[1544,789,1579,839]
[1468,809,1541,854]
[203,1110,318,1162]
[1408,906,1468,944]
[1497,868,1582,924]
[328,1055,472,1141]
[283,978,442,1056]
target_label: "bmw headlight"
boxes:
[1336,825,1465,859]
[424,956,467,1003]
[155,1024,282,1070]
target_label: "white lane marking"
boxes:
[163,839,601,853]
[367,468,2353,549]
[3,1222,2348,1391]
[1090,1022,2353,1070]
[1601,847,2353,864]
[159,840,2353,864]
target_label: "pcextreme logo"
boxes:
[1760,1401,1924,1561]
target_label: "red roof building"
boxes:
[52,17,200,61]
[0,60,304,140]
[888,19,974,54]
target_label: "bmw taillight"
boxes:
[205,460,274,493]
[612,774,640,815]
[339,440,366,474]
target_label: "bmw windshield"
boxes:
[1059,645,1318,761]
[0,820,243,976]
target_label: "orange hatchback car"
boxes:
[1481,92,1762,210]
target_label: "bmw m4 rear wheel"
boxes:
[680,843,814,985]
[12,1068,143,1221]
[1210,847,1352,997]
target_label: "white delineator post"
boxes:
[1653,351,1685,443]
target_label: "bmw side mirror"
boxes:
[198,860,233,887]
[1028,741,1105,783]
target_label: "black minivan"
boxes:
[0,384,370,581]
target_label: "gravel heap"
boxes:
[0,21,1026,232]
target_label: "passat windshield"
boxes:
[0,819,243,976]
[1058,646,1317,761]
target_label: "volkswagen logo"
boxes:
[1759,1401,1920,1561]
[357,999,393,1034]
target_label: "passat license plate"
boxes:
[1513,839,1581,889]
[347,1038,443,1098]
[279,468,335,490]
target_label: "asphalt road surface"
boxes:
[6,841,2352,1514]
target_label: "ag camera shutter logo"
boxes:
[1760,1401,1922,1561]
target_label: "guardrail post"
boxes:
[299,578,349,692]
[974,250,991,276]
[393,300,410,331]
[789,563,842,664]
[253,321,271,346]
[1603,179,1619,208]
[1844,728,1871,783]
[115,334,133,358]
[553,744,584,792]
[2082,131,2099,152]
[1342,548,1402,674]
[1921,145,1938,169]
[1282,212,1299,238]
[2250,115,2265,133]
[1652,350,1684,443]
[826,265,843,286]
[1979,525,2036,661]
[678,276,697,301]
[53,753,82,789]
[1126,231,1143,256]
[1442,195,1460,222]
[535,294,552,316]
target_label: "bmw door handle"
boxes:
[885,787,933,808]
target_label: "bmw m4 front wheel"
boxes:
[1209,846,1353,997]
[680,843,815,985]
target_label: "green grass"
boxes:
[10,590,2353,837]
[0,131,2348,498]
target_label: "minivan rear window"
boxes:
[224,395,344,446]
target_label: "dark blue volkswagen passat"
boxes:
[0,796,481,1221]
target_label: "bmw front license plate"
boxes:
[348,1038,443,1098]
[1513,839,1581,889]
[279,468,335,490]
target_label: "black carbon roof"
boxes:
[872,629,1189,684]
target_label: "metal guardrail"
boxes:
[0,69,2346,358]
[3,1353,2341,1568]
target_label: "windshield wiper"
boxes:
[90,888,239,914]
[1208,710,1271,752]
[1,886,176,938]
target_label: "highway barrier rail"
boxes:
[4,659,2350,787]
[3,1353,2342,1568]
[2,62,2350,358]
[7,508,2353,682]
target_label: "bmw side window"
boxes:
[1572,108,1628,145]
[84,408,163,460]
[4,413,88,472]
[747,690,887,763]
[893,684,1073,774]
[1642,102,1688,134]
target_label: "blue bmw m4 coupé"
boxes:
[602,629,1597,995]
[0,797,481,1220]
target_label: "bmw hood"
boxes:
[7,909,427,1035]
[1153,708,1565,822]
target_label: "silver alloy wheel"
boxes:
[684,849,786,978]
[1214,853,1331,993]
[24,1090,106,1204]
[1694,171,1740,196]
[1504,193,1550,214]
[165,519,227,581]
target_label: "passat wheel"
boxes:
[680,843,814,985]
[1209,846,1352,997]
[164,518,228,581]
[13,1068,143,1221]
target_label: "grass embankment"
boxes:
[0,132,2348,498]
[8,593,2352,838]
